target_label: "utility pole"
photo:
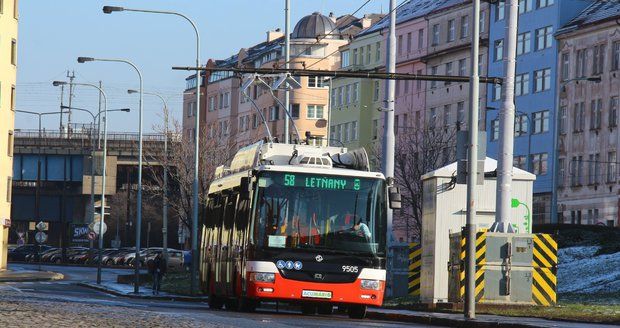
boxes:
[59,84,65,133]
[382,0,396,296]
[465,0,481,319]
[97,81,102,149]
[284,0,291,144]
[67,71,75,137]
[492,0,518,233]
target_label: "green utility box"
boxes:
[448,229,557,306]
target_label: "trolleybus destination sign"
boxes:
[282,173,361,191]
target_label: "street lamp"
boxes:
[128,89,169,261]
[61,105,130,284]
[77,56,145,293]
[551,75,603,224]
[103,5,202,293]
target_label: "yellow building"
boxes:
[0,0,18,270]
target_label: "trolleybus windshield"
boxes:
[253,171,387,255]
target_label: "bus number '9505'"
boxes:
[342,266,359,273]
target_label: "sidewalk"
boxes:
[0,268,64,282]
[78,281,208,302]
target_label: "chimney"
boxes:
[361,16,372,29]
[266,28,284,42]
[329,12,337,23]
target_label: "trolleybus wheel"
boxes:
[317,303,334,315]
[237,297,257,312]
[347,305,367,319]
[208,295,224,310]
[301,304,317,315]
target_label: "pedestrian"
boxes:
[148,254,167,295]
[182,250,191,272]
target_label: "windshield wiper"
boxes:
[296,244,375,256]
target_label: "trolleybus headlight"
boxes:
[250,272,275,283]
[360,279,381,290]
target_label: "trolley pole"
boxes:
[284,0,291,144]
[382,0,396,296]
[465,0,481,319]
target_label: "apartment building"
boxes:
[555,2,620,227]
[486,0,593,225]
[0,0,18,270]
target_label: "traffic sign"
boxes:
[35,231,47,244]
[88,231,97,241]
[92,221,107,235]
[36,221,49,232]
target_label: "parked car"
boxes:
[8,244,52,262]
[102,248,133,266]
[25,247,58,262]
[47,247,88,264]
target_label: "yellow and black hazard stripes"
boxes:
[408,243,422,296]
[459,231,486,301]
[532,234,557,306]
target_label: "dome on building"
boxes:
[292,12,338,39]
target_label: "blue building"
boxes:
[486,0,593,224]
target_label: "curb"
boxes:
[76,282,208,303]
[366,311,557,328]
[0,272,64,283]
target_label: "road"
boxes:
[0,264,441,328]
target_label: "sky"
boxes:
[15,0,387,133]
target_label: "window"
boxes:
[394,116,399,135]
[479,10,486,33]
[406,32,412,53]
[359,46,364,65]
[516,32,531,56]
[457,102,465,124]
[573,102,585,132]
[372,119,379,139]
[531,153,548,175]
[590,99,602,130]
[345,84,351,104]
[515,73,529,96]
[514,155,527,170]
[443,104,451,126]
[493,83,502,101]
[366,45,371,64]
[306,105,324,119]
[209,96,215,111]
[375,42,381,62]
[7,130,13,157]
[592,44,605,75]
[537,0,554,9]
[496,1,505,21]
[352,82,359,103]
[558,158,566,187]
[559,106,567,134]
[460,16,469,39]
[224,92,230,108]
[588,154,596,185]
[290,104,300,119]
[491,119,500,141]
[430,66,438,89]
[418,29,424,50]
[610,97,618,128]
[519,0,533,14]
[432,24,440,45]
[447,19,455,42]
[479,54,484,75]
[0,0,3,14]
[515,114,529,137]
[533,110,549,134]
[429,108,437,129]
[561,52,570,81]
[576,49,586,78]
[416,69,423,91]
[352,48,358,66]
[13,0,17,19]
[535,26,553,51]
[445,62,453,85]
[11,39,16,66]
[6,177,11,203]
[533,68,551,92]
[308,76,324,88]
[269,106,279,121]
[252,115,258,129]
[343,123,350,142]
[373,80,380,101]
[351,121,358,141]
[331,88,336,108]
[608,151,616,183]
[494,39,504,62]
[613,41,620,71]
[398,35,403,55]
[337,86,343,105]
[341,50,350,68]
[458,58,467,76]
[10,85,15,110]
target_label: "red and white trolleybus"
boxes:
[200,141,400,319]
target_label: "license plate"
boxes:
[302,290,332,299]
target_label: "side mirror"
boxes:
[388,185,402,210]
[240,177,252,200]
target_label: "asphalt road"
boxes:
[0,264,443,328]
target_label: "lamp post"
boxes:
[14,109,64,268]
[128,89,169,261]
[102,6,202,293]
[61,104,130,284]
[551,76,602,224]
[77,56,145,293]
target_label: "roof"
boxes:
[557,1,620,36]
[421,157,536,181]
[292,12,338,39]
[358,0,464,37]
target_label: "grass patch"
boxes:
[159,271,204,296]
[477,303,620,324]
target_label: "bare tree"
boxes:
[146,110,233,246]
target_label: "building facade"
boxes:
[486,0,593,225]
[0,0,18,270]
[555,2,620,227]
